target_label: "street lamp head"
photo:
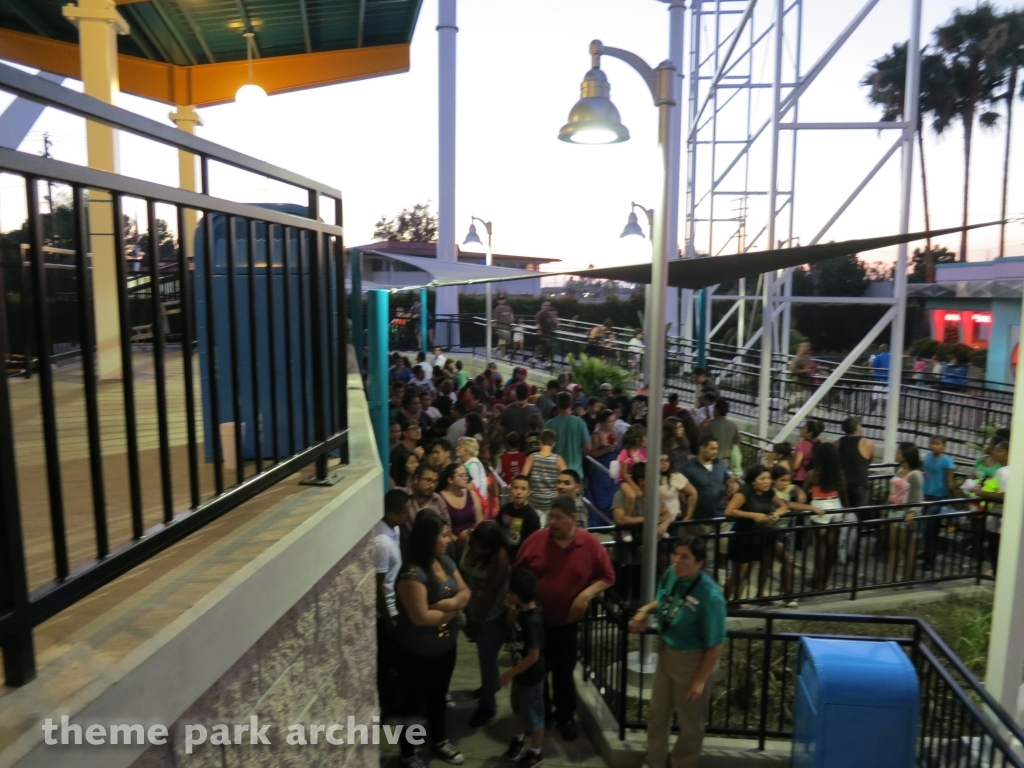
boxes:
[463,223,483,247]
[558,67,629,145]
[620,211,646,239]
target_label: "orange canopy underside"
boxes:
[0,27,409,107]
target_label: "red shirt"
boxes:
[514,528,616,626]
[501,451,526,482]
[662,403,682,419]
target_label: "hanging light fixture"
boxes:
[235,31,268,105]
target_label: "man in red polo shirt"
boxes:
[514,496,615,741]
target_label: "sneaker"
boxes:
[517,751,544,768]
[559,719,578,742]
[505,735,527,761]
[401,757,428,768]
[432,741,465,765]
[446,692,456,709]
[468,707,495,728]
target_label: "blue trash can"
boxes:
[792,638,919,768]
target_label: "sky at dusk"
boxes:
[2,0,1024,271]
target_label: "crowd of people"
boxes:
[376,350,1010,768]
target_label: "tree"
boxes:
[373,202,438,243]
[934,3,1004,262]
[862,42,952,279]
[983,10,1024,258]
[909,245,956,283]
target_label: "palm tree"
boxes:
[934,3,1004,262]
[862,43,951,280]
[983,10,1024,258]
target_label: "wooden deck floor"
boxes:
[8,350,222,592]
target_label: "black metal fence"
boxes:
[596,498,995,608]
[442,314,1007,462]
[0,63,350,687]
[579,599,1024,768]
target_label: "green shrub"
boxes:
[562,353,634,396]
[909,337,939,358]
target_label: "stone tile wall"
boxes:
[130,531,378,768]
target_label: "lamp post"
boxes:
[620,203,654,240]
[463,217,493,362]
[560,38,678,605]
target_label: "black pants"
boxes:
[543,622,579,724]
[989,531,1001,573]
[377,617,401,719]
[847,485,868,510]
[397,645,457,757]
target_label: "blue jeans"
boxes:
[476,614,508,712]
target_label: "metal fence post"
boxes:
[0,261,35,686]
[758,616,773,750]
[420,287,428,356]
[367,290,390,494]
[851,518,861,601]
[350,247,363,375]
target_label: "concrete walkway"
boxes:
[380,635,606,768]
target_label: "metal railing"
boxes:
[591,498,995,607]
[437,314,1005,462]
[0,63,350,687]
[579,597,1024,768]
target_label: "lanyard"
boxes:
[659,573,704,632]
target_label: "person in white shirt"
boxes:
[627,329,645,376]
[421,392,442,421]
[376,490,412,718]
[431,346,448,369]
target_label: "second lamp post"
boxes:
[464,217,494,363]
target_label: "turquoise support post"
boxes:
[367,289,390,493]
[697,288,708,369]
[420,287,429,355]
[351,248,364,375]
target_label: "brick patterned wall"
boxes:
[130,531,378,768]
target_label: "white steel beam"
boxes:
[687,0,759,142]
[882,0,921,462]
[773,307,897,443]
[759,0,784,439]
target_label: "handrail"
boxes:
[580,599,1024,762]
[0,148,342,236]
[0,62,342,202]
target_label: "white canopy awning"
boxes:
[362,250,539,290]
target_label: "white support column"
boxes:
[882,0,921,462]
[758,0,784,439]
[664,0,686,338]
[682,0,702,358]
[169,106,203,259]
[436,0,459,323]
[987,306,1024,724]
[63,0,129,381]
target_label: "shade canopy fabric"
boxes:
[413,222,998,290]
[363,250,541,290]
[571,222,998,288]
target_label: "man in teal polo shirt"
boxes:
[629,535,725,768]
[545,391,591,476]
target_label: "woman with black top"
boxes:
[836,416,873,509]
[395,513,471,768]
[724,465,787,602]
[460,521,511,728]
